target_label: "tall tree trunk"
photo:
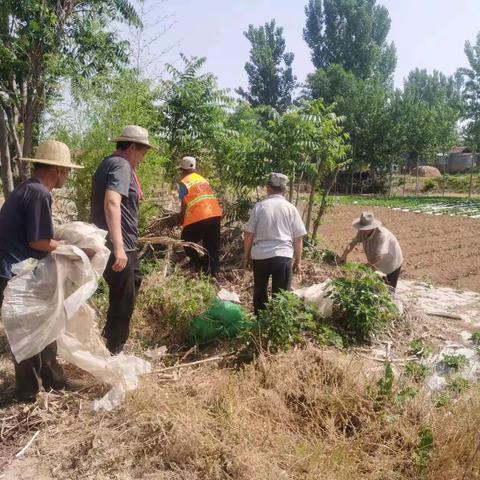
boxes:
[415,154,420,197]
[0,110,14,198]
[305,174,318,234]
[295,170,304,207]
[288,177,294,202]
[312,170,337,240]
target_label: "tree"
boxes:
[303,0,396,84]
[299,100,350,236]
[458,33,480,152]
[48,69,163,222]
[237,19,296,112]
[0,0,139,197]
[159,55,235,182]
[306,65,403,192]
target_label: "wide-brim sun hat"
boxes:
[110,125,155,149]
[21,139,83,169]
[352,211,382,230]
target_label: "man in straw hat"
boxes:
[338,211,403,291]
[177,156,222,276]
[91,125,153,354]
[0,139,84,401]
[243,173,307,313]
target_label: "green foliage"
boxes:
[422,178,436,193]
[446,377,470,394]
[441,354,469,371]
[303,244,337,265]
[254,291,320,353]
[303,0,396,82]
[50,70,164,221]
[470,331,480,345]
[416,426,433,470]
[135,269,216,346]
[237,19,296,112]
[377,362,394,398]
[315,324,344,348]
[408,338,433,358]
[329,264,398,343]
[434,393,451,408]
[159,55,234,178]
[404,361,430,382]
[396,387,418,404]
[458,32,480,150]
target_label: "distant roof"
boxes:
[450,146,472,154]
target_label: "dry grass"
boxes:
[1,346,477,479]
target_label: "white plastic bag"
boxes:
[1,222,150,411]
[294,281,334,317]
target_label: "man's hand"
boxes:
[242,256,251,270]
[337,254,346,265]
[112,247,128,272]
[293,259,301,274]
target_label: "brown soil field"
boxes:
[318,204,480,293]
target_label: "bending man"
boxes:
[339,211,403,291]
[178,156,222,276]
[243,173,307,313]
[91,125,152,354]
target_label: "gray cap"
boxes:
[268,172,289,188]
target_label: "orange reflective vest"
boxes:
[181,172,222,228]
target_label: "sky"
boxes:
[132,0,480,91]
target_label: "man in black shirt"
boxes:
[0,139,83,401]
[91,125,153,354]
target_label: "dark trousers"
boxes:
[252,257,293,314]
[0,277,66,401]
[385,266,401,291]
[181,217,221,276]
[102,251,143,354]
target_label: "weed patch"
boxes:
[328,264,398,343]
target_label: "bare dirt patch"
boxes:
[318,204,480,293]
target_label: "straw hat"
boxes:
[21,139,83,169]
[352,212,382,230]
[111,125,154,149]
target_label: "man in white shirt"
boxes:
[339,212,403,291]
[243,173,307,313]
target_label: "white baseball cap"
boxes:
[179,156,196,170]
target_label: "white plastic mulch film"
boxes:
[1,222,151,411]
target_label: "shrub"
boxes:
[470,331,480,345]
[446,377,470,394]
[254,291,320,353]
[408,338,433,357]
[422,178,436,193]
[328,264,399,343]
[441,354,469,371]
[134,268,216,346]
[404,361,430,382]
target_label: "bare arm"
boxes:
[29,239,58,252]
[339,240,358,263]
[243,231,254,269]
[104,190,128,272]
[293,236,303,273]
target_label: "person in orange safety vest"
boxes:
[177,156,222,276]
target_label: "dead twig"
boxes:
[152,355,229,374]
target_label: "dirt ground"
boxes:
[318,204,480,293]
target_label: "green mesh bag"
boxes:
[187,300,246,345]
